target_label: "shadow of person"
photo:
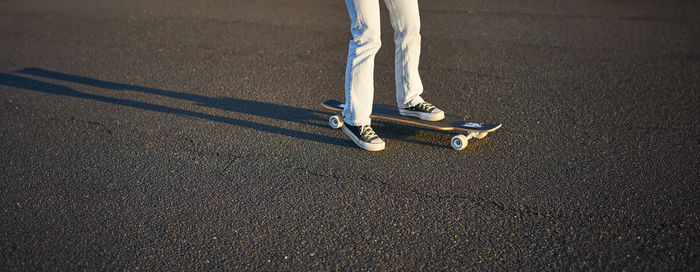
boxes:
[16,67,327,128]
[0,70,349,148]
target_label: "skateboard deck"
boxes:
[322,100,501,150]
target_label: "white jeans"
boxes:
[343,0,425,126]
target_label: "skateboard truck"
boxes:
[450,132,487,151]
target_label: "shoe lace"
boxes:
[415,102,436,113]
[360,125,379,141]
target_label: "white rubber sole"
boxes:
[342,126,385,151]
[399,109,445,121]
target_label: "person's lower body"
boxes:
[342,0,443,151]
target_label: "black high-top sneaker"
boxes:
[342,123,385,151]
[399,101,445,121]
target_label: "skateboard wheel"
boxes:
[474,132,488,139]
[451,134,468,150]
[329,115,343,129]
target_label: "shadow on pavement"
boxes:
[1,68,349,148]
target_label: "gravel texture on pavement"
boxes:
[1,0,698,270]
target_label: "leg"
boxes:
[384,0,424,108]
[344,0,382,126]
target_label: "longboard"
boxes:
[322,100,501,150]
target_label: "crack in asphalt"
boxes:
[217,151,564,221]
[218,153,260,177]
[216,152,696,237]
[374,179,564,221]
[69,116,113,135]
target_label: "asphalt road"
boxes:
[1,0,698,270]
